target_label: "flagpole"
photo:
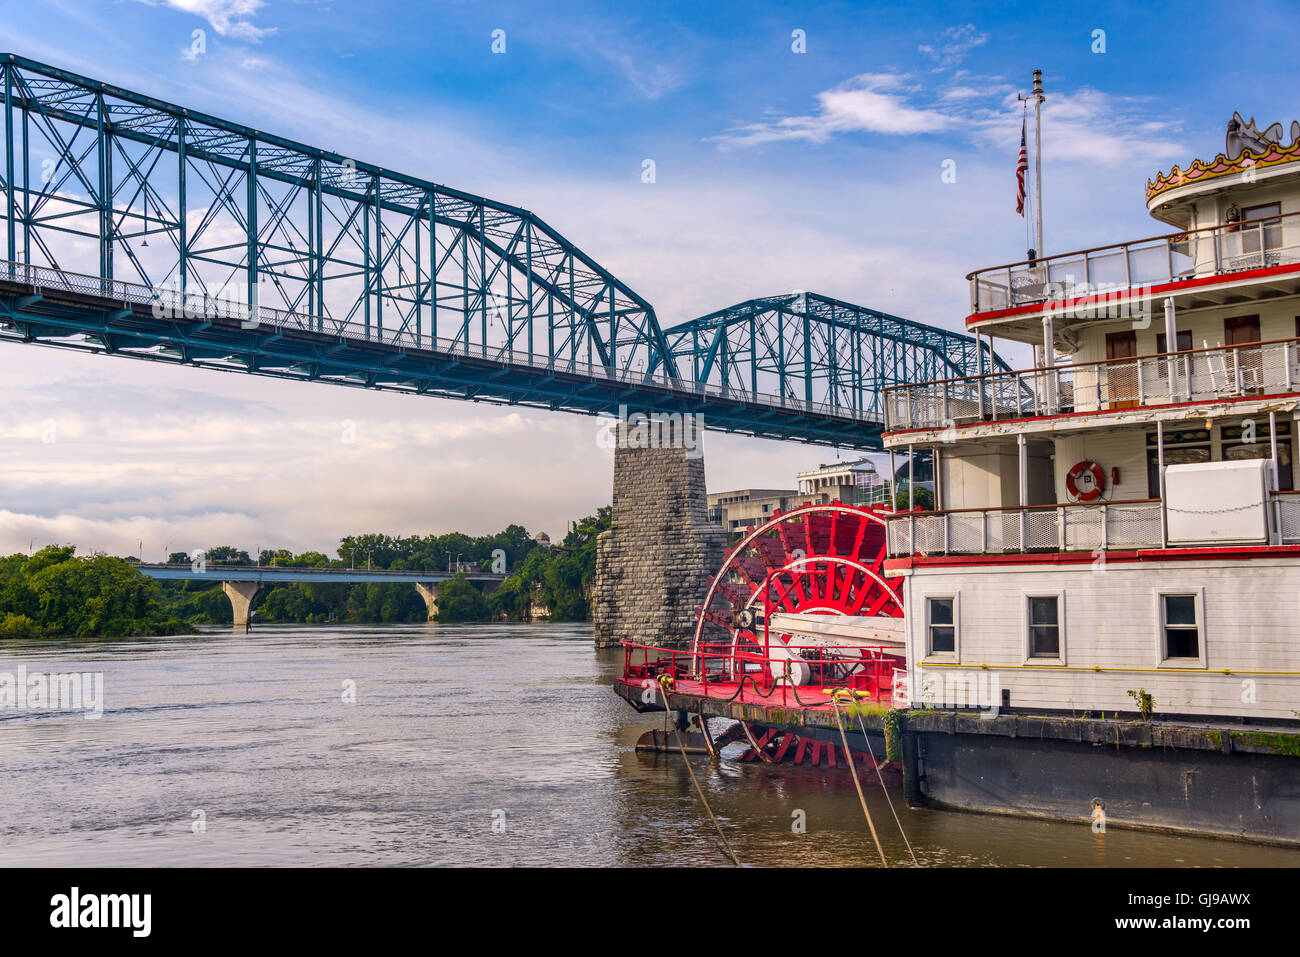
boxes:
[1032,69,1045,257]
[1018,70,1046,257]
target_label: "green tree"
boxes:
[22,552,188,637]
[434,574,491,622]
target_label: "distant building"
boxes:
[707,488,798,534]
[534,532,552,549]
[794,458,892,506]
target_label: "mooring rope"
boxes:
[853,710,919,866]
[696,704,718,760]
[659,676,742,867]
[829,694,888,867]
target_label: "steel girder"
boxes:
[660,293,1010,418]
[0,276,882,448]
[0,54,677,383]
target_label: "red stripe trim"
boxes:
[883,388,1300,440]
[885,543,1300,572]
[965,261,1300,326]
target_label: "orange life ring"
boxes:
[1066,461,1105,502]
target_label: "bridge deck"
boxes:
[0,265,884,448]
[136,563,505,585]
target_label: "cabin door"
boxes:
[1225,315,1262,393]
[1105,331,1138,409]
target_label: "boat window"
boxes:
[1154,330,1192,354]
[1146,429,1211,497]
[1161,594,1200,660]
[1241,202,1281,254]
[927,597,955,655]
[1221,421,1293,491]
[1027,596,1060,657]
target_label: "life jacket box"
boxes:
[1164,458,1272,545]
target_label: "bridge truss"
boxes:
[662,293,1007,420]
[0,54,1004,449]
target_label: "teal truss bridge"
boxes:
[0,55,1007,449]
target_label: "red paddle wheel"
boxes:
[692,501,906,765]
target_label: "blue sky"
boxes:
[0,0,1296,557]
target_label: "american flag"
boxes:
[1016,118,1028,216]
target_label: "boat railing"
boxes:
[885,499,1166,557]
[967,209,1300,314]
[621,638,901,707]
[1273,491,1300,544]
[883,337,1300,432]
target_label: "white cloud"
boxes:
[552,21,693,101]
[714,69,1185,168]
[969,88,1186,166]
[137,0,274,42]
[918,24,989,70]
[714,73,955,147]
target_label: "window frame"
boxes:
[924,594,959,661]
[1022,591,1066,665]
[1154,588,1207,669]
[1146,428,1211,499]
[1241,202,1282,253]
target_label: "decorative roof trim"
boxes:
[1147,137,1300,201]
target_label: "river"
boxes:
[1,623,1296,867]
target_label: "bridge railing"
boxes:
[0,260,879,424]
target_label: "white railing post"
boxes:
[1157,420,1168,549]
[1100,504,1108,551]
[980,509,988,554]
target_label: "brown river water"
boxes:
[1,623,1296,867]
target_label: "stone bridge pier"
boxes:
[592,417,725,648]
[221,580,261,629]
[414,582,439,621]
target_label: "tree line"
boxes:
[0,509,611,637]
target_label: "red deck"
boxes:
[621,640,902,713]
